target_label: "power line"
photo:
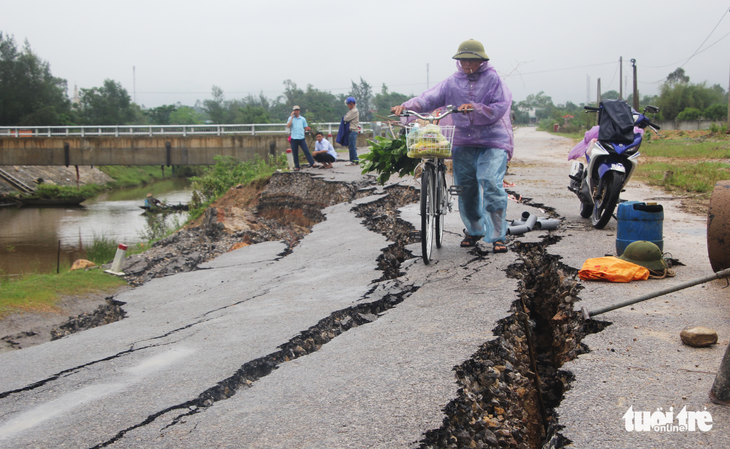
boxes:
[678,7,730,69]
[641,29,730,84]
[604,59,621,91]
[505,61,616,77]
[644,8,730,69]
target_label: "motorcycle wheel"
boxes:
[579,201,592,218]
[591,171,624,229]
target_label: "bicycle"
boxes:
[389,106,466,265]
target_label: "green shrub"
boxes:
[537,118,556,131]
[187,155,286,220]
[138,214,183,243]
[31,183,103,199]
[709,122,728,134]
[676,107,702,121]
[360,134,419,185]
[85,231,119,265]
[703,104,728,121]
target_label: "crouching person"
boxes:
[312,131,337,169]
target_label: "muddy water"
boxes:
[0,178,192,279]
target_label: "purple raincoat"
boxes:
[401,61,514,159]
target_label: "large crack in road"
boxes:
[414,192,611,448]
[81,183,425,448]
[1,170,614,448]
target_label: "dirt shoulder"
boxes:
[0,284,132,353]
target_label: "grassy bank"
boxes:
[556,129,730,205]
[187,154,287,221]
[99,165,201,189]
[632,130,730,197]
[0,269,127,318]
[1,156,287,320]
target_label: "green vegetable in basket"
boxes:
[360,134,420,185]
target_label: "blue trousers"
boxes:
[348,130,359,162]
[452,146,509,243]
[291,138,314,168]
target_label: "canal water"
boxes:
[0,178,193,279]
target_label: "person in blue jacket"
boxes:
[286,105,315,170]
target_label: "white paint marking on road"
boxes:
[127,346,196,378]
[0,346,196,441]
[0,383,124,441]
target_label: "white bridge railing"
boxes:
[0,122,373,138]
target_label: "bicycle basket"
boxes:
[406,124,455,158]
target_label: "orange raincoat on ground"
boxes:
[578,257,649,282]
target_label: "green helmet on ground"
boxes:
[453,39,489,61]
[619,241,668,271]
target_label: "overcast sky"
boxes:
[3,0,730,110]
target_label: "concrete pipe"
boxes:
[707,180,730,272]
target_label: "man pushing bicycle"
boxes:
[391,39,514,253]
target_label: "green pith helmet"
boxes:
[453,39,489,60]
[619,241,668,271]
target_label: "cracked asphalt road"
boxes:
[1,127,729,448]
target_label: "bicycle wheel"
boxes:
[420,164,435,264]
[435,163,448,248]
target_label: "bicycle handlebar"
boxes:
[388,105,474,122]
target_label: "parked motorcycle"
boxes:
[568,100,660,229]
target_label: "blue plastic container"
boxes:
[616,201,664,256]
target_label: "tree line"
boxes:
[0,33,410,127]
[513,67,728,131]
[1,32,727,129]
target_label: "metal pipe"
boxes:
[582,267,730,319]
[710,342,730,406]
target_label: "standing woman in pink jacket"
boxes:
[392,39,514,253]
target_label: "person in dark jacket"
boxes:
[343,97,360,165]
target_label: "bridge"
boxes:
[0,123,376,166]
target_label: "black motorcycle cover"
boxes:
[598,100,634,144]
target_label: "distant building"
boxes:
[516,106,539,125]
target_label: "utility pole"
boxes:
[631,59,639,110]
[619,57,623,99]
[597,78,601,126]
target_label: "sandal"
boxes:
[460,230,481,248]
[493,241,508,253]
